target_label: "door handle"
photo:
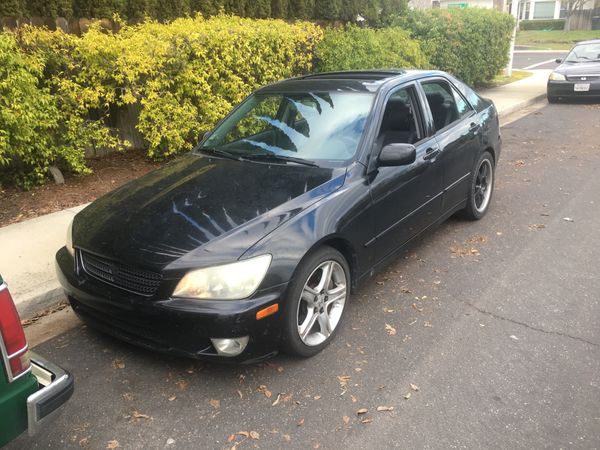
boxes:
[469,122,481,134]
[423,147,440,161]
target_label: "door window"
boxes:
[377,87,422,146]
[422,80,463,132]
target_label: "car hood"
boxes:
[556,61,600,76]
[73,154,345,273]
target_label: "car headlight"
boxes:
[66,219,74,256]
[549,72,566,81]
[172,254,272,300]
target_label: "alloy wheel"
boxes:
[296,260,347,346]
[474,158,493,213]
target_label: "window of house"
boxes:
[533,1,555,19]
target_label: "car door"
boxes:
[366,84,444,262]
[418,78,481,214]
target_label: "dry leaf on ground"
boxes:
[249,431,260,440]
[356,408,368,415]
[209,399,220,409]
[106,440,119,449]
[385,324,397,336]
[112,359,125,369]
[376,406,394,412]
[410,383,420,391]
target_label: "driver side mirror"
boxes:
[378,143,416,167]
[555,58,563,64]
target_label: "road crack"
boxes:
[456,298,600,348]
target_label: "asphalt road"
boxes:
[9,102,600,450]
[513,51,567,70]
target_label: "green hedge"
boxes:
[314,25,428,72]
[1,15,321,188]
[397,8,515,86]
[519,19,566,31]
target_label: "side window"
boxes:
[451,86,473,119]
[378,87,421,146]
[422,81,461,132]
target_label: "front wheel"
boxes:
[282,247,350,357]
[462,151,495,220]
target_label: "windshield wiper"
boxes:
[243,152,319,167]
[197,147,241,161]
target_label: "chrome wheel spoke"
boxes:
[315,261,333,293]
[299,310,317,340]
[317,312,332,337]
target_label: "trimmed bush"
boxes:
[0,33,92,188]
[1,15,322,187]
[397,9,515,86]
[314,25,428,72]
[519,19,566,31]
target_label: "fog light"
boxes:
[210,336,249,357]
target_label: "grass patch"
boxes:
[480,69,533,88]
[516,30,600,50]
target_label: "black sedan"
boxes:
[56,70,501,362]
[547,39,600,102]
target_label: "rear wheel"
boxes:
[282,247,350,357]
[462,151,495,220]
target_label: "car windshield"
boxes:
[199,91,375,165]
[565,43,600,63]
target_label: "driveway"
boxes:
[8,102,600,450]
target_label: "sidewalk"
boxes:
[478,69,551,120]
[1,69,552,318]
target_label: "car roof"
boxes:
[257,69,449,94]
[574,39,600,46]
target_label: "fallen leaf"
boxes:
[176,379,188,390]
[424,321,432,327]
[410,383,419,391]
[249,431,260,440]
[510,335,519,340]
[412,303,423,312]
[361,418,373,424]
[283,434,291,442]
[342,416,350,424]
[272,393,282,406]
[185,366,194,374]
[236,390,243,399]
[277,366,284,373]
[236,431,249,438]
[562,217,574,222]
[130,411,151,421]
[513,160,525,167]
[122,393,133,401]
[337,375,351,387]
[258,385,272,398]
[112,359,125,369]
[79,436,90,447]
[376,406,394,412]
[227,434,235,443]
[297,418,304,427]
[350,395,357,403]
[168,395,176,401]
[528,223,545,231]
[404,393,411,400]
[357,408,368,415]
[385,324,397,336]
[209,399,220,409]
[106,440,119,449]
[313,395,321,400]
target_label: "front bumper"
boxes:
[55,247,286,363]
[27,353,74,436]
[547,80,600,98]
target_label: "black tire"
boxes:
[547,95,558,104]
[281,246,350,358]
[462,151,495,221]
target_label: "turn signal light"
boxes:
[256,303,279,320]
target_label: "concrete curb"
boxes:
[498,92,548,119]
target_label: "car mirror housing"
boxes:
[378,143,417,167]
[555,58,563,64]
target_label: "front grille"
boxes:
[79,250,162,297]
[567,74,600,81]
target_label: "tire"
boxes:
[462,151,495,221]
[281,246,350,357]
[547,95,558,103]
